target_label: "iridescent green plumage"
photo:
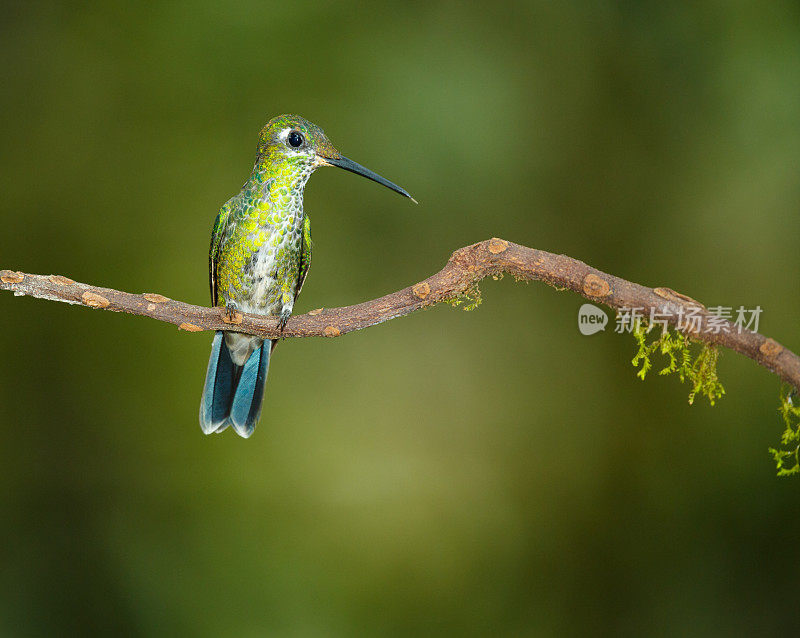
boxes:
[211,116,325,322]
[200,114,415,438]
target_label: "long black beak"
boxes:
[325,156,417,203]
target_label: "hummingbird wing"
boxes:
[209,198,233,306]
[295,215,312,301]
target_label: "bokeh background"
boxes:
[2,1,799,636]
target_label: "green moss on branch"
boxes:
[630,321,725,405]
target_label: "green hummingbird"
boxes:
[200,114,415,438]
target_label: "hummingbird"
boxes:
[199,114,415,438]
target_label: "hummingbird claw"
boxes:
[224,301,239,322]
[277,310,291,339]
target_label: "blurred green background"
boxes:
[1,1,799,636]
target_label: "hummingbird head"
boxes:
[256,114,416,202]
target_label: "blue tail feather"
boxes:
[229,343,270,438]
[199,332,229,434]
[199,332,272,438]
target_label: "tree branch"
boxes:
[2,238,798,390]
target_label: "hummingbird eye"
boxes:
[287,131,304,148]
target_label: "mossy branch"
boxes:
[2,238,799,393]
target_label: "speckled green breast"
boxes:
[216,165,309,316]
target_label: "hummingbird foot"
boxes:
[224,301,240,322]
[277,309,291,339]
